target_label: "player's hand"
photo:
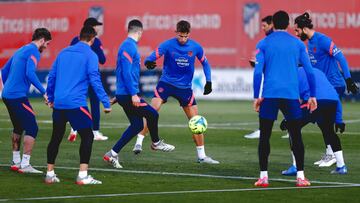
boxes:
[280,119,288,131]
[307,97,317,113]
[249,59,256,68]
[145,61,157,70]
[346,78,359,95]
[110,97,117,105]
[203,81,212,95]
[253,98,263,112]
[132,95,141,107]
[48,102,54,108]
[104,108,112,114]
[335,122,346,133]
[43,93,49,105]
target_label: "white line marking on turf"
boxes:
[0,184,359,202]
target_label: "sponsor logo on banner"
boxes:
[243,3,260,39]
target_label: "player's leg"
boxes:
[89,86,107,141]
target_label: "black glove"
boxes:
[280,119,288,131]
[335,122,346,133]
[203,81,212,95]
[249,60,255,68]
[145,61,157,70]
[346,78,359,94]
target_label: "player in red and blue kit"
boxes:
[103,20,175,169]
[68,17,108,142]
[45,26,111,184]
[133,20,218,164]
[1,28,51,174]
[253,11,317,187]
[294,12,358,167]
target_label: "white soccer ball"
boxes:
[188,115,208,134]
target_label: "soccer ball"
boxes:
[188,115,208,134]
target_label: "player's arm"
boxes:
[196,46,212,95]
[1,56,13,84]
[297,67,310,101]
[253,44,265,112]
[119,47,137,96]
[93,38,106,65]
[25,53,46,95]
[46,57,58,105]
[144,42,167,69]
[87,54,111,111]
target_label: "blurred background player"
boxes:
[45,26,111,184]
[1,28,51,174]
[68,17,108,141]
[253,10,317,187]
[132,20,219,164]
[281,67,347,176]
[294,12,359,167]
[103,19,175,169]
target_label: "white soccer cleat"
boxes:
[151,140,175,152]
[244,130,260,139]
[198,156,220,164]
[318,154,336,167]
[10,161,21,171]
[133,144,143,155]
[94,131,108,141]
[45,174,60,184]
[314,153,327,165]
[18,165,43,174]
[76,175,102,185]
[103,151,123,169]
[281,133,289,139]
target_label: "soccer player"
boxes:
[131,20,219,164]
[294,12,359,167]
[103,19,175,169]
[253,10,317,187]
[281,67,347,176]
[68,17,108,141]
[45,26,111,184]
[1,28,51,173]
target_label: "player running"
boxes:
[68,17,108,141]
[294,12,359,167]
[45,26,111,184]
[132,20,218,164]
[103,20,175,169]
[1,28,52,174]
[253,11,317,187]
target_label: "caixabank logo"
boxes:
[243,3,260,39]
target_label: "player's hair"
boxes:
[261,15,272,25]
[176,20,191,33]
[295,12,314,29]
[128,19,143,33]
[79,26,97,42]
[272,10,289,30]
[32,28,52,41]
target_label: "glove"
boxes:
[145,61,157,70]
[249,60,255,68]
[346,78,359,94]
[335,122,345,133]
[280,119,288,131]
[203,81,212,95]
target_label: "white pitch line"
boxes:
[0,184,359,202]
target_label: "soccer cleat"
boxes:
[244,130,260,139]
[10,161,21,171]
[318,154,336,167]
[281,133,289,139]
[93,131,108,141]
[76,175,102,185]
[296,178,311,187]
[103,151,123,169]
[281,165,297,176]
[197,156,220,164]
[45,174,60,184]
[68,132,77,142]
[133,144,143,155]
[331,165,348,175]
[18,165,43,174]
[151,140,175,152]
[254,177,269,187]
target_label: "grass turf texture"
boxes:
[0,98,359,202]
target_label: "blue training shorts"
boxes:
[259,98,302,121]
[52,107,93,131]
[154,81,196,107]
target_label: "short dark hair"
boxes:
[32,28,52,41]
[294,12,314,29]
[128,19,143,33]
[176,20,191,33]
[79,26,97,42]
[83,17,103,27]
[261,15,272,25]
[272,10,289,30]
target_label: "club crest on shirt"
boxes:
[313,47,317,53]
[158,87,164,93]
[188,51,193,57]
